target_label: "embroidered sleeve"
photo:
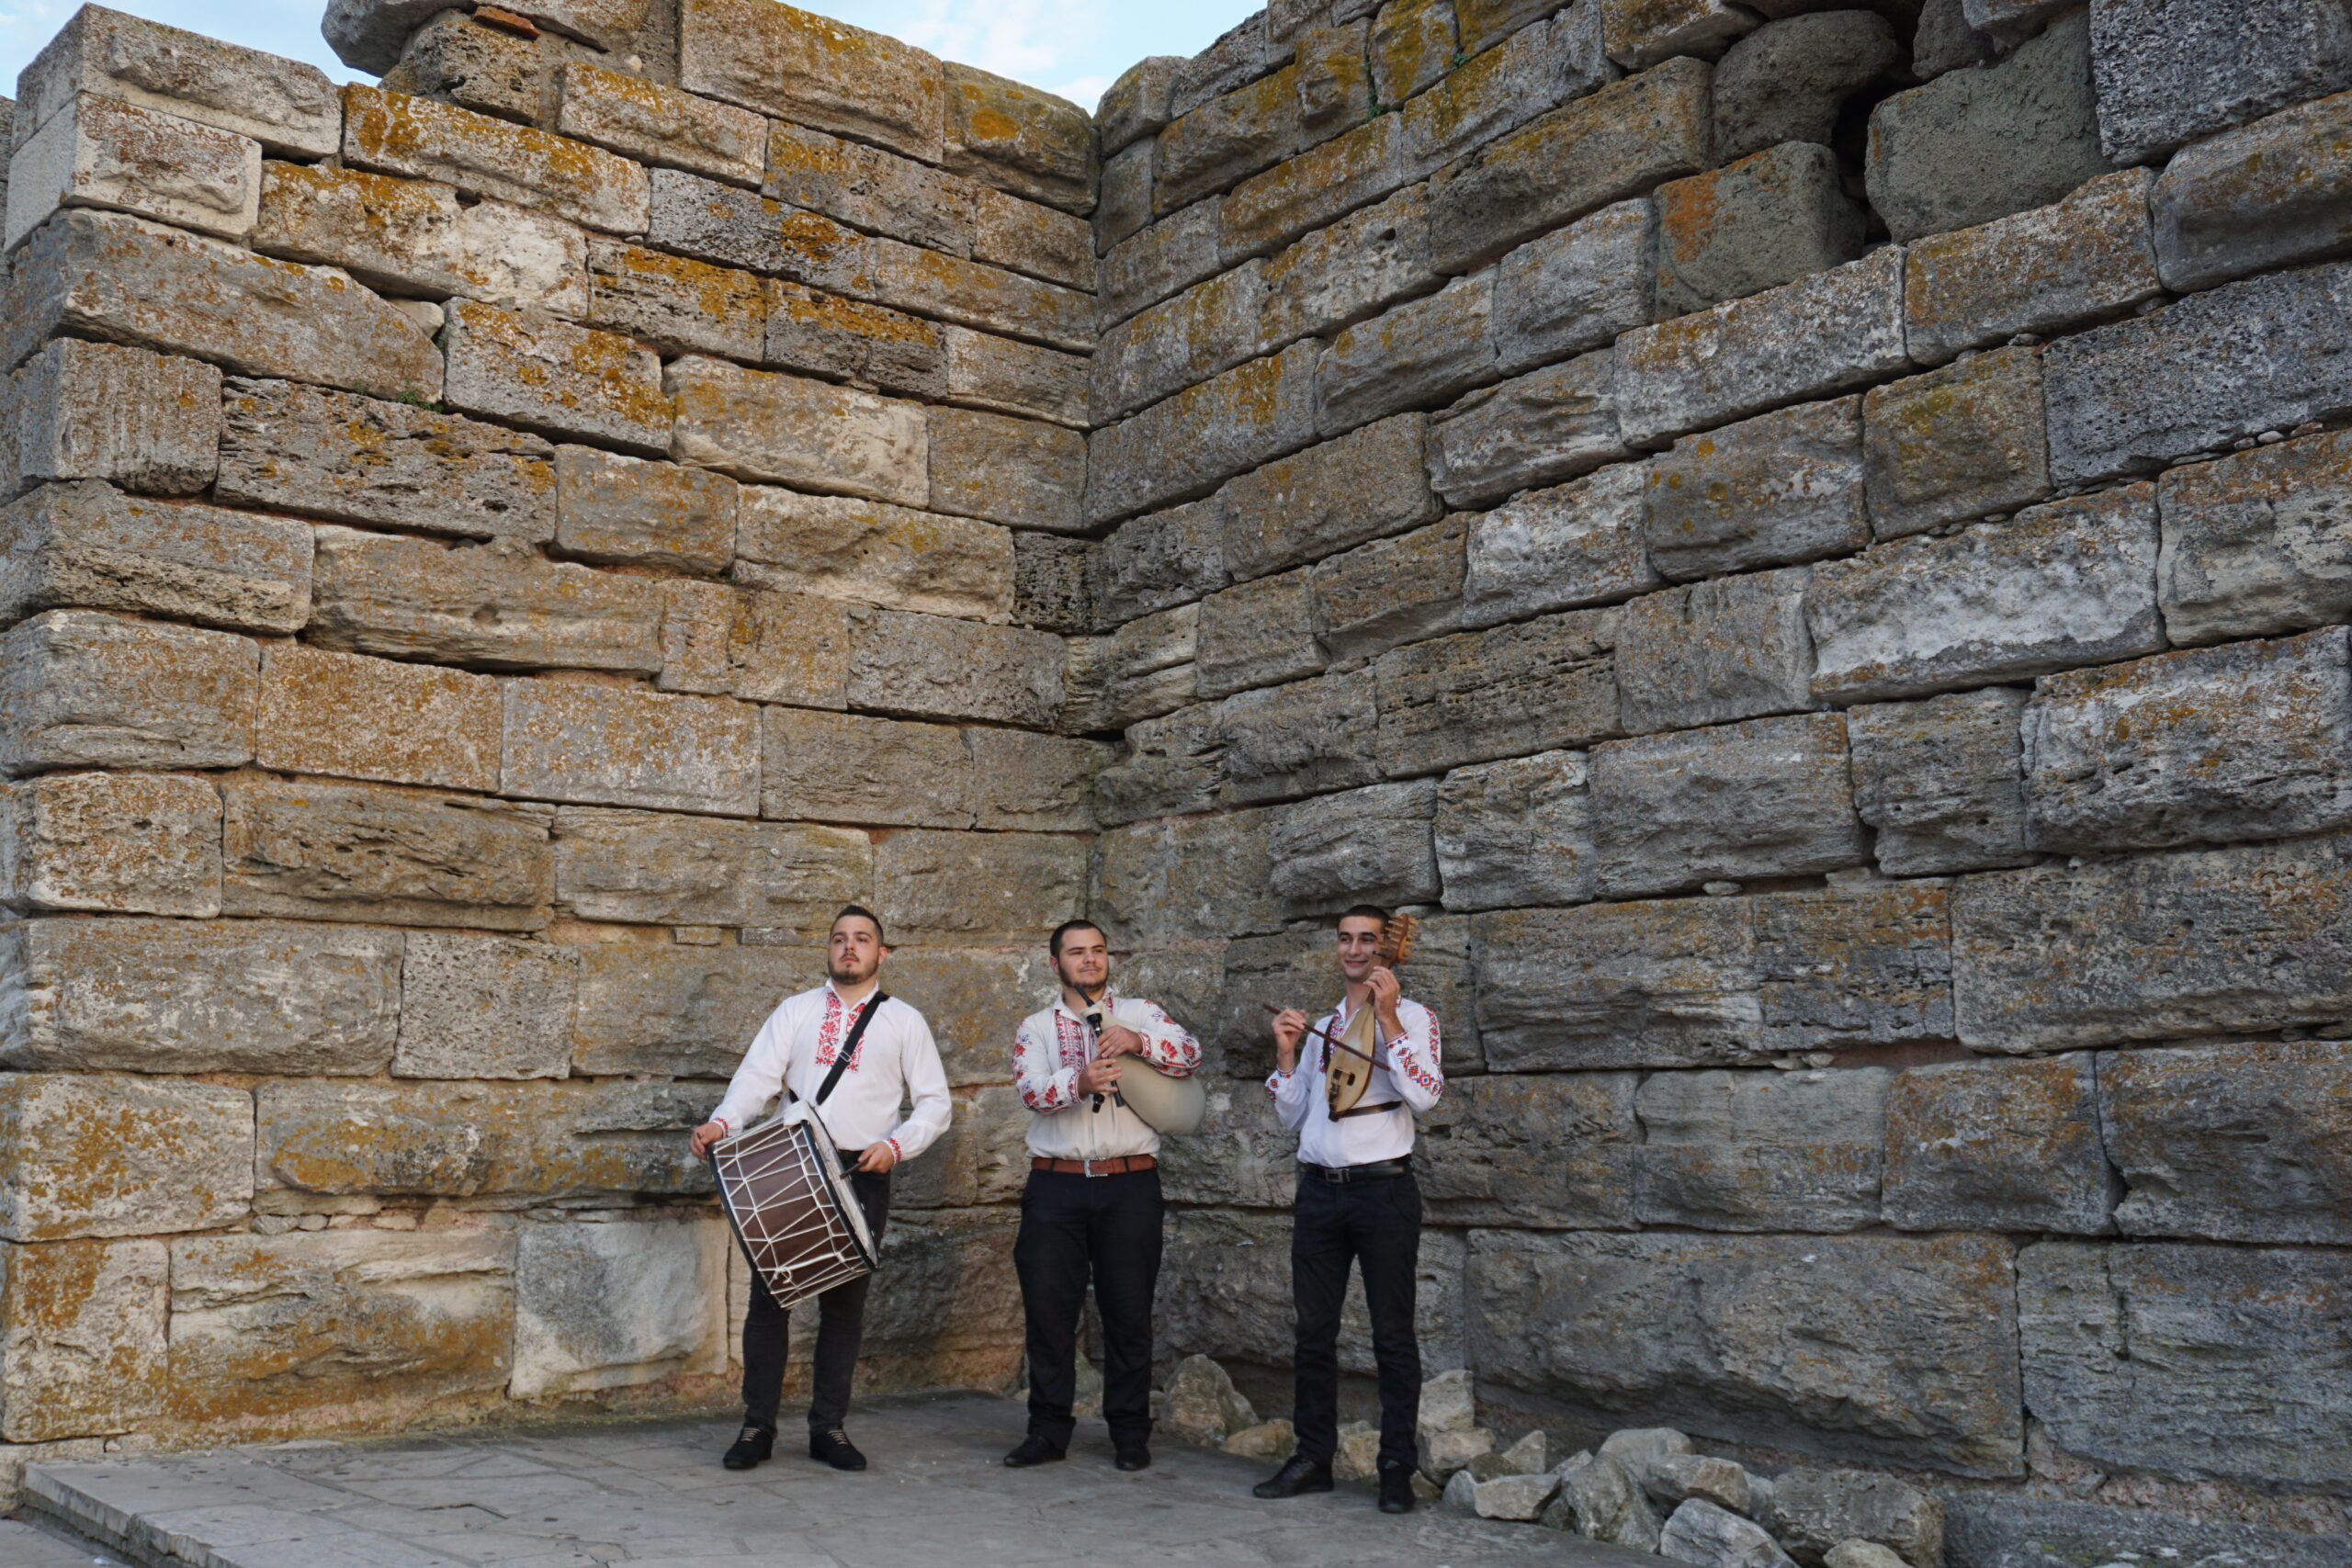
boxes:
[1135,1002,1202,1077]
[1385,1004,1444,1112]
[1015,1017,1081,1113]
[1267,1050,1316,1133]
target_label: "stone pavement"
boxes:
[8,1393,1654,1568]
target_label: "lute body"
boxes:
[1323,914,1419,1116]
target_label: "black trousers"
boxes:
[1012,1167,1164,1449]
[741,1166,889,1435]
[1289,1167,1422,1472]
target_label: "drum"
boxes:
[710,1100,877,1312]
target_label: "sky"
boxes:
[0,0,1262,110]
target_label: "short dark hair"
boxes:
[1340,905,1389,929]
[833,904,886,945]
[1049,919,1106,958]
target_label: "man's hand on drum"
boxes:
[688,1120,725,1158]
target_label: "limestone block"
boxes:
[220,776,551,929]
[513,1215,724,1397]
[763,283,946,401]
[1861,347,2049,540]
[1847,687,2033,875]
[6,93,258,249]
[257,645,496,795]
[1086,342,1321,526]
[1806,489,2164,704]
[1154,66,1300,215]
[377,11,584,130]
[1646,398,1867,581]
[1370,0,1458,103]
[1435,750,1594,911]
[1196,926,1334,1076]
[848,609,1063,728]
[1096,710,1226,833]
[944,327,1088,428]
[310,529,663,674]
[1221,414,1440,584]
[444,299,667,456]
[1101,55,1184,155]
[1429,349,1633,509]
[1092,263,1268,424]
[0,1236,166,1440]
[1267,779,1442,917]
[2158,425,2352,646]
[967,729,1110,833]
[0,1074,251,1242]
[1476,897,1755,1069]
[571,942,825,1077]
[1648,1453,1755,1516]
[657,582,851,708]
[941,63,1092,216]
[1713,12,1901,162]
[668,355,925,506]
[2043,259,2352,487]
[1902,167,2160,367]
[1419,1071,1637,1229]
[1403,6,1618,176]
[0,609,254,773]
[165,1229,514,1426]
[18,5,338,157]
[1951,833,2352,1053]
[1091,811,1280,951]
[1940,1496,2346,1568]
[1591,714,1867,897]
[1295,18,1372,144]
[247,162,588,319]
[1218,673,1380,805]
[2025,628,2352,854]
[548,447,732,576]
[4,209,440,406]
[761,708,973,828]
[1310,517,1465,660]
[553,807,868,930]
[732,489,1007,621]
[763,120,971,258]
[2157,88,2352,295]
[1317,275,1498,438]
[1095,141,1153,258]
[1763,1471,1942,1568]
[2018,1239,2352,1490]
[1013,531,1090,634]
[1599,0,1758,67]
[1376,608,1622,777]
[1099,200,1225,329]
[927,407,1084,533]
[1882,1053,2110,1236]
[0,771,220,918]
[1659,1499,1797,1568]
[2088,0,2352,164]
[1173,15,1278,116]
[216,378,555,544]
[342,85,646,233]
[1617,246,1908,449]
[876,830,1083,942]
[1062,604,1198,731]
[0,482,310,637]
[1457,0,1569,53]
[557,62,762,186]
[1655,142,1867,320]
[1464,461,1658,626]
[6,337,217,499]
[502,681,757,818]
[1156,1085,1300,1208]
[644,166,852,278]
[1616,568,1815,733]
[1557,1451,1664,1552]
[865,239,1098,354]
[1469,1229,2023,1475]
[1634,1067,1885,1233]
[679,0,940,160]
[583,240,764,360]
[1229,114,1411,266]
[973,187,1092,290]
[1090,499,1229,625]
[393,931,577,1080]
[1754,877,1954,1055]
[1261,186,1440,352]
[1492,198,1654,377]
[1426,59,1710,274]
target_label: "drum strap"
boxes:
[808,990,890,1109]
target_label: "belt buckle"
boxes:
[1083,1157,1101,1178]
[1321,1163,1346,1183]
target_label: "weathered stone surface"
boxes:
[1063,603,1198,730]
[393,931,576,1079]
[2018,1239,2352,1490]
[1591,715,1866,897]
[0,771,219,919]
[571,942,824,1077]
[1370,0,1458,104]
[1098,199,1225,330]
[1618,246,1907,449]
[2023,628,2352,853]
[1659,1499,1796,1568]
[1376,609,1621,779]
[0,915,401,1074]
[1091,810,1281,951]
[6,337,218,500]
[760,708,972,829]
[1492,198,1653,378]
[0,609,255,774]
[1806,490,2164,704]
[1429,349,1633,509]
[1172,15,1277,118]
[376,11,585,130]
[1617,569,1815,734]
[0,482,310,637]
[554,807,868,930]
[0,1075,251,1242]
[940,64,1092,216]
[0,1236,166,1440]
[1635,1067,1887,1233]
[582,240,764,361]
[1470,1229,2022,1474]
[2154,87,2352,293]
[310,530,662,674]
[1557,1450,1665,1552]
[1101,54,1183,158]
[513,1215,726,1397]
[1267,780,1442,917]
[1646,398,1866,581]
[503,681,756,818]
[1089,499,1228,625]
[1902,167,2161,367]
[1218,673,1380,805]
[2158,424,2352,647]
[1087,342,1321,525]
[1847,687,2033,875]
[1419,1072,1638,1230]
[220,777,550,929]
[1404,6,1617,176]
[1942,1495,2349,1568]
[1754,878,1955,1055]
[848,609,1062,728]
[973,188,1091,290]
[1600,0,1757,67]
[1222,415,1439,585]
[2044,260,2352,487]
[440,300,666,456]
[1764,1470,1943,1568]
[1261,186,1440,353]
[1951,832,2352,1053]
[217,378,555,544]
[1427,59,1711,274]
[1435,750,1594,912]
[1647,1453,1754,1515]
[1464,461,1658,626]
[1655,142,1866,321]
[1012,531,1090,634]
[2099,1040,2352,1246]
[2089,0,2352,164]
[1862,347,2049,539]
[1713,11,1901,162]
[679,0,942,162]
[259,643,498,795]
[5,209,440,405]
[1093,705,1224,826]
[1294,17,1372,146]
[876,829,1083,942]
[548,447,732,575]
[732,488,1006,620]
[944,327,1087,428]
[1092,263,1267,424]
[762,120,971,258]
[1476,897,1757,1069]
[657,581,852,708]
[1318,276,1498,439]
[557,61,762,186]
[21,5,339,157]
[967,729,1109,833]
[761,283,946,402]
[1155,65,1300,215]
[6,92,259,249]
[670,355,933,505]
[1886,1051,2112,1234]
[1311,517,1465,660]
[342,85,645,233]
[927,407,1084,533]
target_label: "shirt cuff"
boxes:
[886,1137,903,1163]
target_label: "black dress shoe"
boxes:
[1002,1435,1067,1467]
[1251,1454,1334,1499]
[1377,1466,1416,1514]
[1114,1447,1150,1472]
[721,1426,773,1470]
[809,1427,867,1471]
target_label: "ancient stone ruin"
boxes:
[0,0,2346,1560]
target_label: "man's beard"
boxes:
[829,958,876,985]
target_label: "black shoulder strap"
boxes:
[811,991,888,1108]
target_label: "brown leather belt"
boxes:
[1332,1101,1403,1122]
[1031,1155,1157,1176]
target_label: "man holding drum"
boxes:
[1002,919,1201,1472]
[688,906,951,1474]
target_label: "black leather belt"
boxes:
[1303,1156,1411,1182]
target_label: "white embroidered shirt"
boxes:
[1013,993,1202,1161]
[1265,994,1443,1168]
[708,982,952,1162]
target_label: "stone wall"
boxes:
[1,0,2350,1558]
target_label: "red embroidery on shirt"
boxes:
[1052,1009,1093,1071]
[814,989,876,1071]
